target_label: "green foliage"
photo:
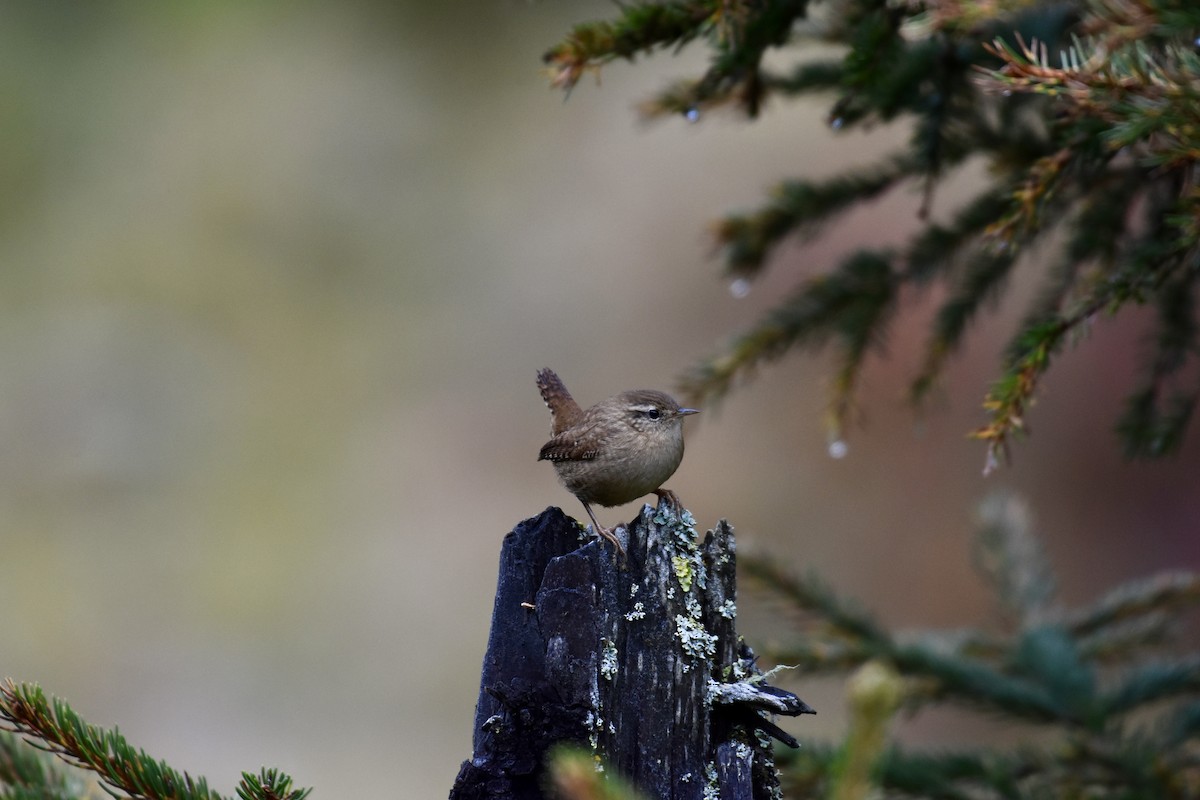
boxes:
[744,493,1200,799]
[545,746,646,800]
[234,769,309,800]
[546,0,1200,468]
[0,729,92,800]
[0,682,310,800]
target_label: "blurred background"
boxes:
[1,2,1197,796]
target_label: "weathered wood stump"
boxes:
[450,505,813,799]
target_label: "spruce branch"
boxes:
[1075,612,1173,663]
[1161,701,1200,749]
[0,681,310,800]
[913,249,1018,404]
[972,491,1055,626]
[893,639,1076,724]
[544,0,811,116]
[1102,656,1200,717]
[680,250,895,437]
[762,58,845,97]
[970,294,1107,473]
[738,556,891,647]
[903,190,1013,284]
[0,730,88,800]
[1117,266,1200,457]
[1063,570,1200,639]
[543,2,711,91]
[548,0,1200,462]
[868,746,1026,800]
[234,769,310,800]
[766,640,876,674]
[0,681,220,800]
[743,493,1200,797]
[713,158,915,280]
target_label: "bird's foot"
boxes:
[580,501,627,566]
[654,488,682,509]
[593,524,628,566]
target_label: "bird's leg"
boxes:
[654,488,682,509]
[580,499,627,563]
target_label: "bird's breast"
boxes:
[555,428,685,506]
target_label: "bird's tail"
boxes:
[537,368,583,434]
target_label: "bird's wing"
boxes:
[537,409,617,461]
[538,430,601,462]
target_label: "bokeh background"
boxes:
[2,2,1197,797]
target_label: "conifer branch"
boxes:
[543,2,710,91]
[0,729,87,800]
[0,681,310,800]
[1117,267,1200,457]
[738,557,890,647]
[680,250,895,433]
[913,250,1018,403]
[0,680,222,800]
[902,189,1014,285]
[544,0,810,117]
[235,769,311,800]
[1162,701,1200,748]
[1062,571,1200,638]
[1102,656,1200,717]
[742,494,1200,797]
[548,0,1200,462]
[762,59,845,97]
[713,158,917,279]
[972,492,1055,624]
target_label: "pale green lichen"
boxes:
[585,710,600,750]
[600,639,618,680]
[675,614,717,670]
[752,662,800,684]
[702,762,720,800]
[624,602,646,621]
[654,504,708,594]
[673,555,694,592]
[689,551,708,591]
[717,599,737,619]
[653,504,702,553]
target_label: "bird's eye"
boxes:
[646,408,661,420]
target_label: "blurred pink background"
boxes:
[1,3,1197,797]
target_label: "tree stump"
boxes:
[450,505,814,800]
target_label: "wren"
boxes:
[536,368,699,557]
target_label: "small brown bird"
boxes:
[537,368,699,556]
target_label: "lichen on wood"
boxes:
[450,505,813,799]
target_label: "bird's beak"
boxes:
[678,408,700,416]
